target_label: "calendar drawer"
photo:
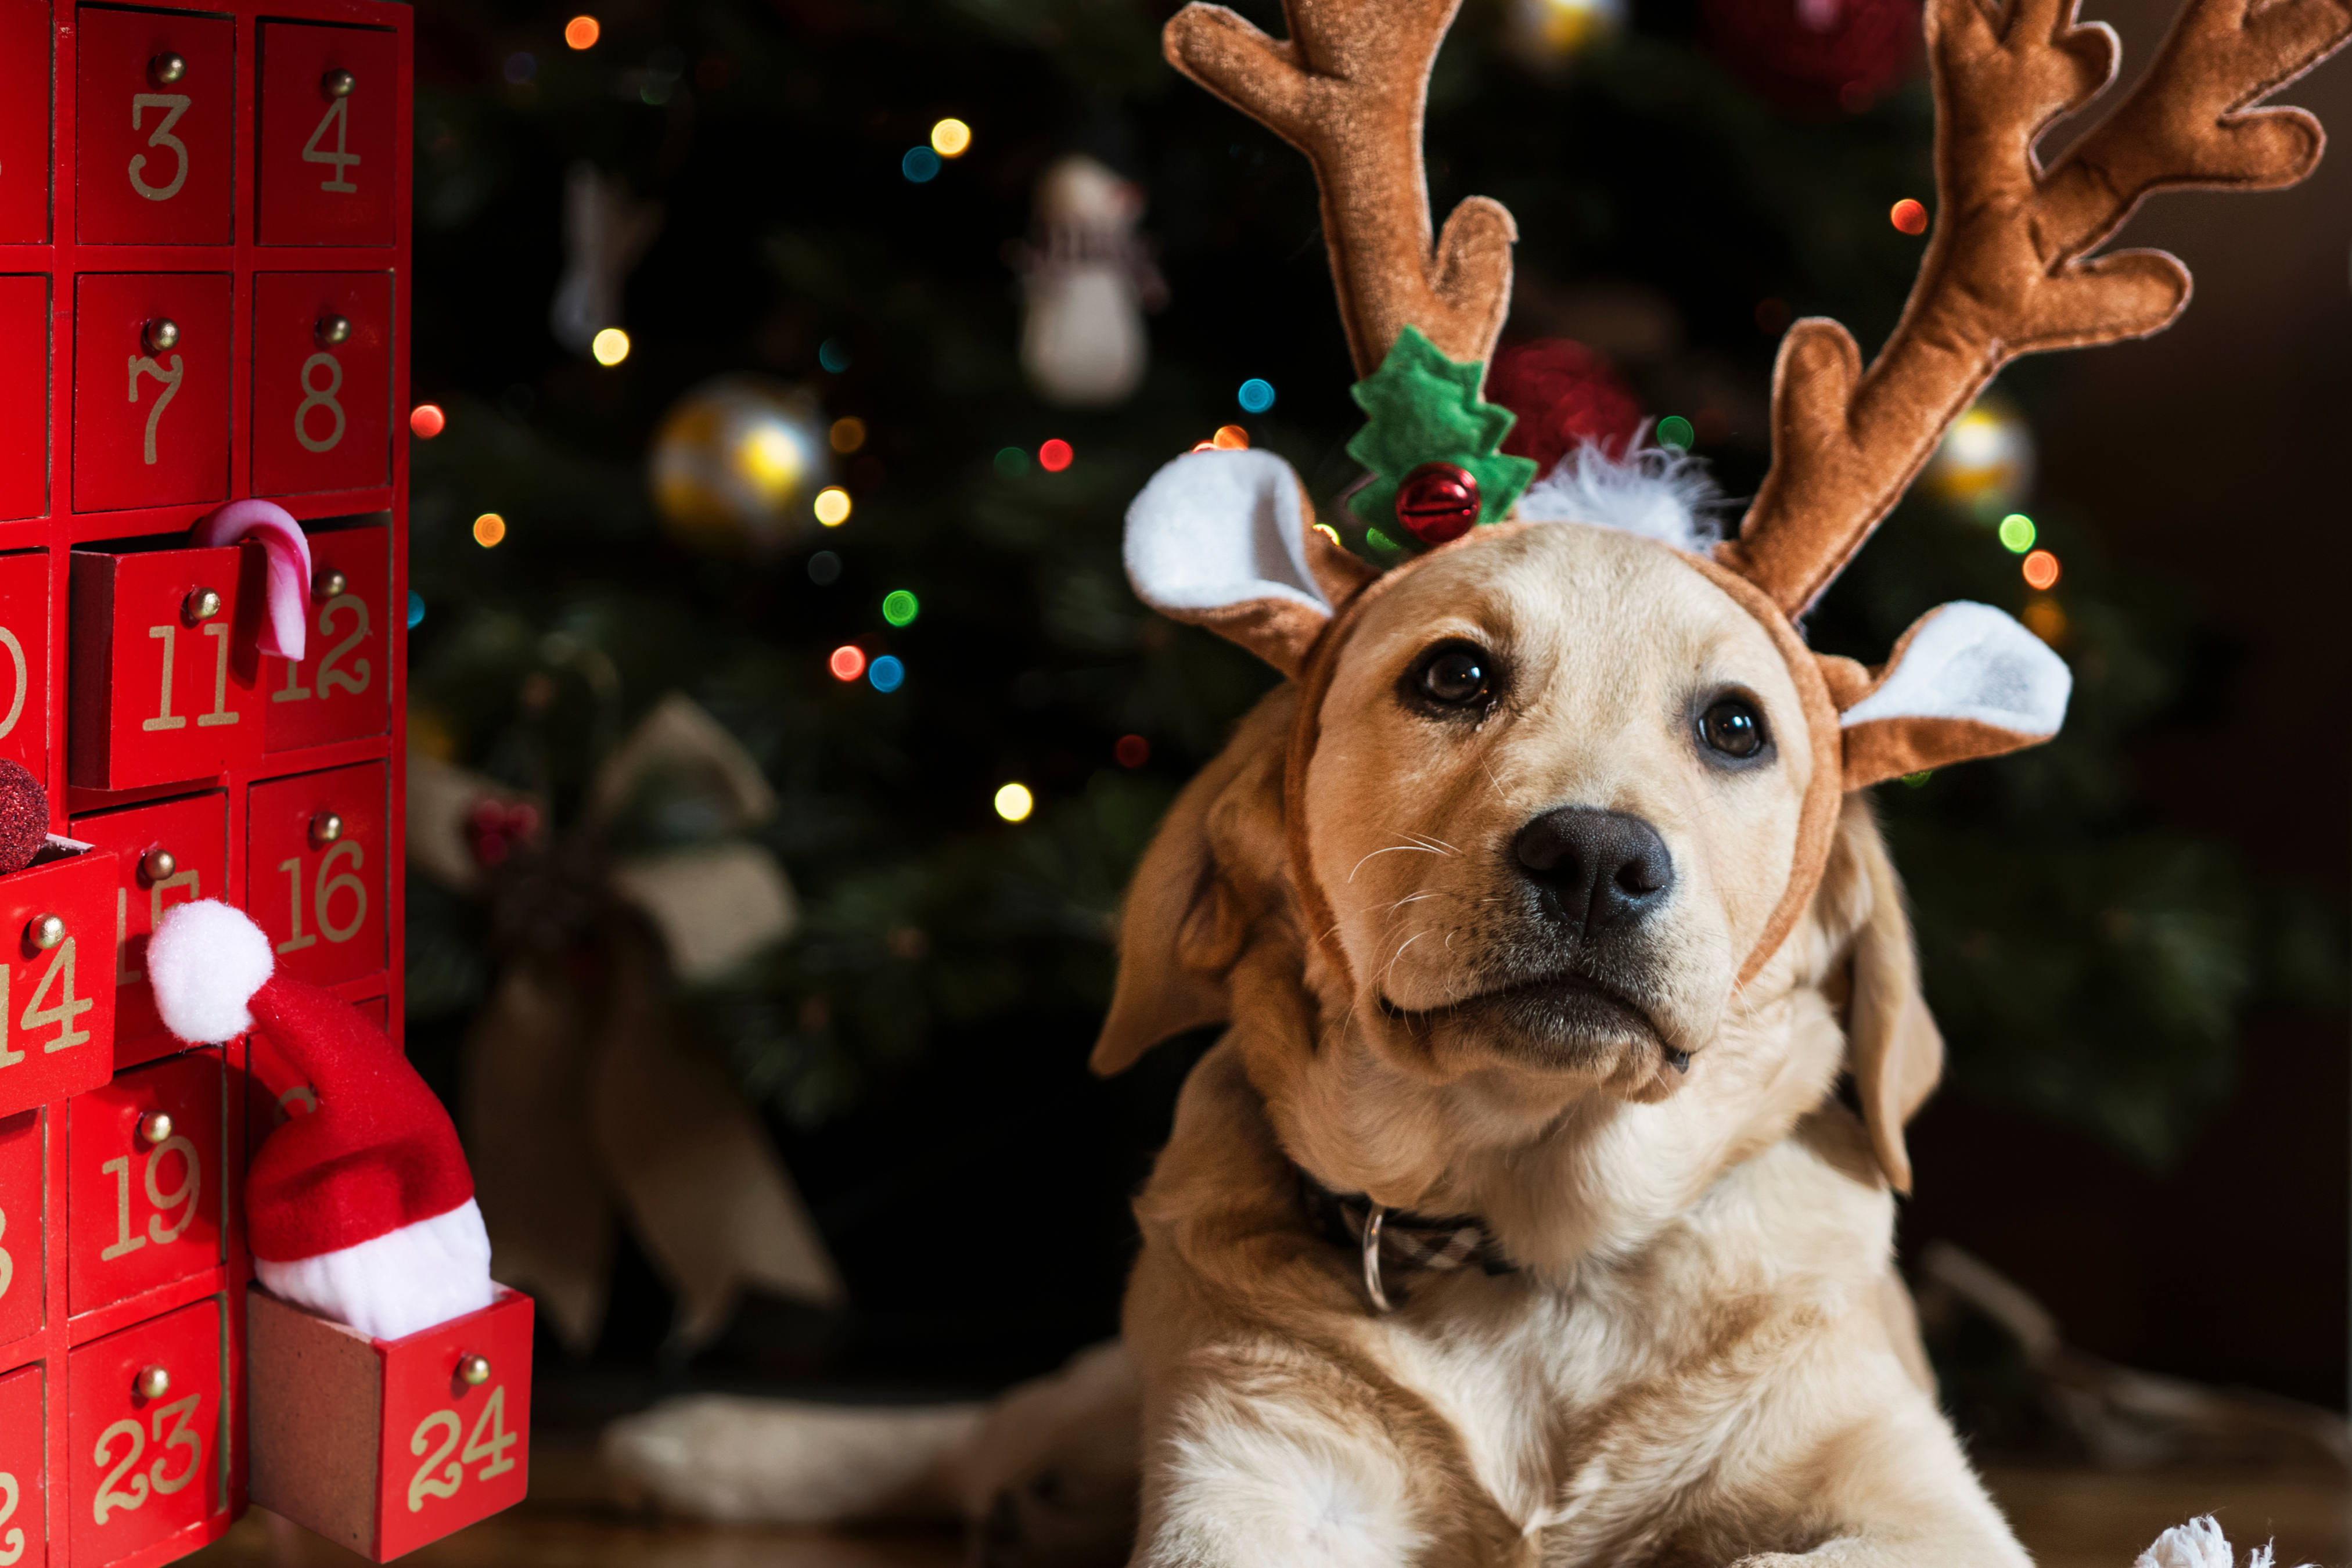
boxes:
[257,22,398,248]
[67,1049,224,1317]
[0,1360,42,1568]
[264,522,389,751]
[0,1,48,245]
[245,762,386,989]
[0,279,45,523]
[0,844,121,1121]
[67,1295,225,1563]
[75,5,235,247]
[70,792,227,1069]
[0,552,49,785]
[71,272,233,514]
[0,1110,38,1352]
[249,1285,531,1561]
[252,274,393,498]
[69,541,265,791]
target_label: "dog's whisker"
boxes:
[1348,842,1452,882]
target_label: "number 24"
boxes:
[407,1385,517,1512]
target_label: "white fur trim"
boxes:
[1513,439,1725,551]
[256,1197,497,1342]
[2136,1516,2301,1568]
[1125,448,1329,618]
[1839,601,2070,737]
[147,899,275,1044]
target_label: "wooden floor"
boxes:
[186,1453,2352,1567]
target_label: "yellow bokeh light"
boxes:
[738,423,805,491]
[564,14,600,49]
[993,782,1034,822]
[830,416,867,454]
[930,118,972,158]
[591,327,631,366]
[813,486,853,526]
[473,513,508,548]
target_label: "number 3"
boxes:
[128,94,189,202]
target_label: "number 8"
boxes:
[295,353,345,454]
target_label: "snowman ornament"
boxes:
[1018,154,1166,407]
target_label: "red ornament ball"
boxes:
[464,797,543,871]
[0,758,48,876]
[1395,463,1481,545]
[1487,339,1644,479]
[1700,0,1921,117]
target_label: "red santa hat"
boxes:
[148,900,495,1342]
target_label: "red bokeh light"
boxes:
[1889,199,1928,236]
[829,645,868,681]
[2021,549,2061,591]
[1115,734,1150,768]
[409,403,447,439]
[1038,438,1073,473]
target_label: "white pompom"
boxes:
[148,899,274,1043]
[2135,1517,2306,1568]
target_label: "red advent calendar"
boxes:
[0,2,530,1563]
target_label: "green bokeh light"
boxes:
[882,589,920,627]
[993,446,1028,477]
[1657,415,1695,449]
[1998,513,2036,553]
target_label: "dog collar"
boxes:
[1297,1166,1516,1314]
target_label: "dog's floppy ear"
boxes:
[1125,449,1378,677]
[1821,602,2070,792]
[1837,804,1944,1195]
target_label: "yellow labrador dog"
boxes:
[605,0,2346,1558]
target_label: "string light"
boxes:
[1890,199,1929,235]
[818,339,851,373]
[1657,415,1694,449]
[472,513,507,547]
[591,328,630,366]
[902,146,943,184]
[409,404,446,439]
[882,589,920,626]
[829,645,867,681]
[930,118,972,158]
[994,446,1028,477]
[1115,735,1150,768]
[2022,549,2061,590]
[1238,378,1276,413]
[868,655,906,692]
[564,15,600,48]
[814,487,852,526]
[1037,438,1073,473]
[830,417,866,454]
[1997,513,2036,553]
[407,591,426,629]
[993,783,1034,822]
[1212,426,1248,449]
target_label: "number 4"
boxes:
[462,1385,517,1481]
[302,97,358,193]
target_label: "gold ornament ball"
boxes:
[1923,397,2034,515]
[1504,0,1623,70]
[648,377,833,555]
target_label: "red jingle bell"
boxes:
[1394,462,1482,545]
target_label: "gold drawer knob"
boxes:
[141,847,177,883]
[138,1110,174,1145]
[313,568,348,602]
[184,588,222,624]
[135,1365,170,1401]
[143,317,180,354]
[457,1354,491,1387]
[315,314,353,348]
[26,914,62,951]
[310,812,344,848]
[149,53,186,87]
[322,67,355,99]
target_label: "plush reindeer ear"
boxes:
[1826,602,2071,792]
[1125,449,1376,677]
[1837,803,1945,1195]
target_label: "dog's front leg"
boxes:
[1129,1350,1533,1568]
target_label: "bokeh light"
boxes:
[409,404,445,439]
[930,118,972,158]
[1115,735,1150,768]
[1657,415,1695,449]
[994,446,1028,477]
[1038,438,1073,473]
[818,339,850,373]
[902,146,942,184]
[1238,378,1276,413]
[868,655,906,693]
[591,328,630,365]
[2022,598,2067,645]
[808,550,841,586]
[1998,513,2036,553]
[407,590,425,629]
[1313,523,1342,546]
[814,486,853,526]
[2022,549,2061,590]
[993,783,1034,822]
[882,589,920,626]
[829,645,867,681]
[472,513,507,548]
[564,15,600,48]
[830,416,866,454]
[1212,426,1248,449]
[1890,199,1929,235]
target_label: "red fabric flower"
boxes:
[1487,339,1644,477]
[1701,0,1922,117]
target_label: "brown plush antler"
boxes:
[1164,0,1516,376]
[1721,0,2351,617]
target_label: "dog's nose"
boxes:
[1513,807,1673,934]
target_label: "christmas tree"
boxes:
[401,0,2342,1384]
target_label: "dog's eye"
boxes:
[1413,645,1494,707]
[1698,697,1767,760]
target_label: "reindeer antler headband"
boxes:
[1123,0,2347,980]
